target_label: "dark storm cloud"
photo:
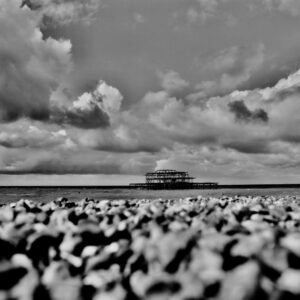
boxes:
[20,0,101,25]
[51,105,110,129]
[91,143,158,154]
[0,52,51,122]
[0,100,50,123]
[0,147,157,175]
[279,135,300,144]
[272,86,300,103]
[91,140,163,154]
[228,100,269,123]
[0,97,110,129]
[21,0,41,10]
[223,140,271,154]
[0,158,122,175]
[0,139,25,149]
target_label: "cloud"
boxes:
[260,0,300,16]
[134,62,300,161]
[228,100,269,123]
[0,1,118,129]
[2,0,300,179]
[133,13,145,24]
[222,140,271,154]
[187,0,219,23]
[0,155,121,175]
[188,44,266,100]
[0,0,72,122]
[182,0,300,32]
[21,0,101,25]
[0,0,121,130]
[197,0,219,13]
[186,0,300,27]
[0,148,157,175]
[78,124,167,154]
[195,0,300,18]
[3,60,300,175]
[153,144,270,183]
[51,93,110,129]
[186,0,239,26]
[157,70,189,94]
[0,122,74,149]
[50,80,123,129]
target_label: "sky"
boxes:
[2,0,300,185]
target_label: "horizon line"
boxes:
[1,184,300,189]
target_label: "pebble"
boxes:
[219,261,261,300]
[281,233,300,256]
[0,195,298,299]
[278,269,300,294]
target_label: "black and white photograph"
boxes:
[1,0,300,299]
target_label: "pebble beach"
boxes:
[1,195,300,300]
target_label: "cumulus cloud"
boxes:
[53,99,110,129]
[3,0,300,179]
[157,70,189,94]
[0,1,118,129]
[188,44,266,100]
[133,62,300,162]
[228,100,269,123]
[0,0,121,130]
[3,62,300,175]
[155,142,300,184]
[0,123,74,149]
[0,0,72,122]
[21,0,101,25]
[78,120,169,154]
[50,80,123,129]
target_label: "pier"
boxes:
[130,169,218,190]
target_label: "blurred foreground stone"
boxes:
[0,196,299,299]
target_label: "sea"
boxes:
[1,187,300,204]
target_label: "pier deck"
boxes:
[129,182,218,190]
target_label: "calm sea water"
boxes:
[1,187,300,204]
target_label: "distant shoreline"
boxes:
[1,184,300,189]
